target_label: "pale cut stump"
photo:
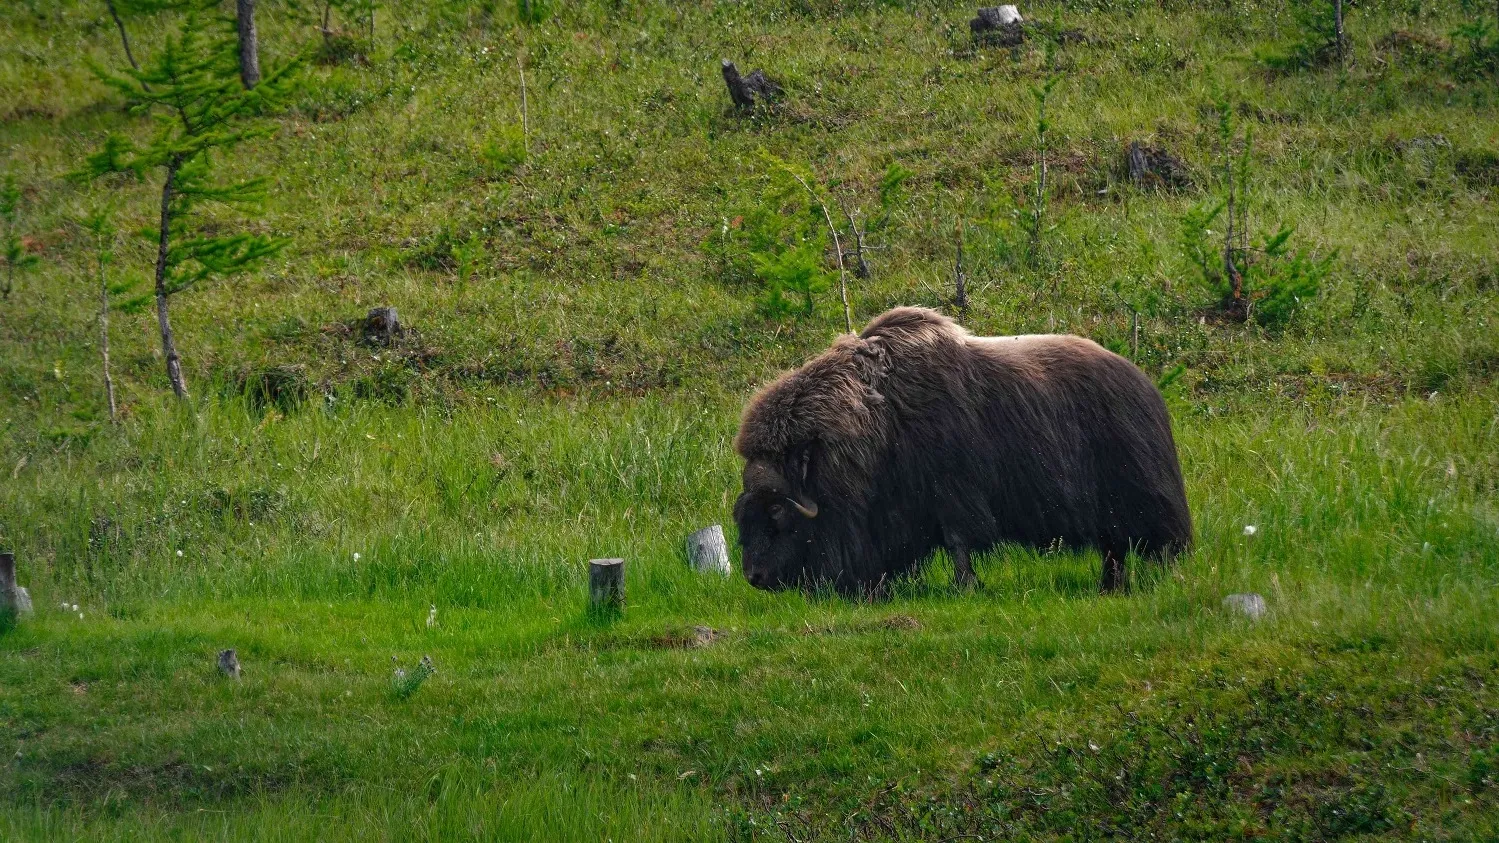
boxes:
[589,558,625,610]
[0,552,32,618]
[686,525,730,576]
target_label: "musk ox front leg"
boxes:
[942,527,978,589]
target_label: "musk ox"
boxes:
[732,306,1191,595]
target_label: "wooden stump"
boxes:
[685,525,730,576]
[362,307,401,346]
[589,558,625,610]
[0,552,31,618]
[721,59,782,111]
[218,648,242,679]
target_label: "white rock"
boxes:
[1223,593,1267,620]
[996,4,1022,24]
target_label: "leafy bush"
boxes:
[709,161,834,319]
[478,127,527,179]
[1258,0,1344,71]
[1180,204,1335,329]
[1451,17,1499,76]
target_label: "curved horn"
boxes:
[787,495,818,519]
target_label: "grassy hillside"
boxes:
[2,0,1498,839]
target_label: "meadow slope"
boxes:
[2,0,1498,839]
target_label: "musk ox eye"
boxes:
[768,502,785,519]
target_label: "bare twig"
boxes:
[105,0,140,71]
[953,217,968,315]
[787,169,853,334]
[1333,0,1346,66]
[517,51,530,157]
[96,234,117,423]
[838,200,870,279]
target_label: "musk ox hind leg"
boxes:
[1099,544,1129,594]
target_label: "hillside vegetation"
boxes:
[2,0,1497,839]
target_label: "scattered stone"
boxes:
[218,648,242,679]
[880,614,923,632]
[1223,593,1268,620]
[685,525,731,576]
[648,625,722,649]
[391,655,436,699]
[1125,141,1192,191]
[361,306,401,347]
[721,59,782,112]
[971,6,1025,47]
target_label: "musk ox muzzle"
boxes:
[732,306,1192,595]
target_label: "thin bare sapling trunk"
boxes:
[788,170,853,334]
[517,51,530,156]
[1333,0,1346,66]
[154,160,187,399]
[96,235,117,422]
[953,218,968,314]
[105,0,141,70]
[237,0,260,89]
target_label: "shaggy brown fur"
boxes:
[733,306,1191,594]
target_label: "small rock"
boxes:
[690,625,720,647]
[971,6,1025,46]
[1223,593,1267,620]
[881,614,923,631]
[218,648,242,679]
[1126,141,1192,191]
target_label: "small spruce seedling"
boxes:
[80,9,300,399]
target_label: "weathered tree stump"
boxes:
[721,59,782,111]
[1223,592,1267,620]
[685,525,730,576]
[362,306,401,346]
[218,648,242,679]
[589,558,625,610]
[1125,141,1191,190]
[0,552,32,618]
[971,6,1024,46]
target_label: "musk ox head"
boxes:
[733,313,956,590]
[732,446,821,590]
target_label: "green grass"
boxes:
[3,0,1499,838]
